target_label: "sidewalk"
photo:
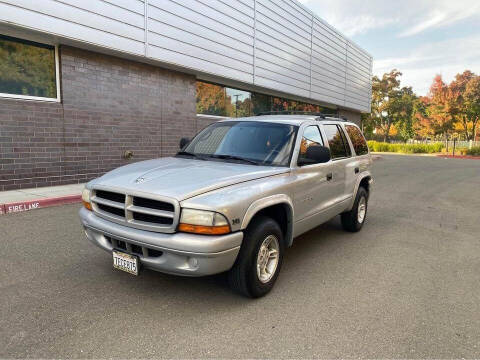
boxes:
[0,183,84,215]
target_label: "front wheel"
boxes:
[228,216,284,298]
[341,187,368,232]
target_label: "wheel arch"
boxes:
[241,195,294,247]
[348,172,373,210]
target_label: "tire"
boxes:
[341,187,368,232]
[228,216,284,298]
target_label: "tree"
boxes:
[463,76,480,140]
[370,69,402,142]
[368,70,418,142]
[395,87,417,142]
[425,75,455,139]
[449,71,476,140]
[414,96,434,138]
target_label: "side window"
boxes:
[298,125,324,165]
[345,125,369,156]
[323,124,350,159]
[339,126,352,157]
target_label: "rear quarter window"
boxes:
[345,125,369,156]
[323,124,350,159]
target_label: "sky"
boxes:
[299,0,480,95]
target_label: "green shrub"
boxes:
[466,146,480,156]
[367,141,443,154]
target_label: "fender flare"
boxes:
[348,171,373,210]
[241,194,295,247]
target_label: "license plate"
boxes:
[113,250,139,275]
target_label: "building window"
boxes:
[196,81,335,118]
[0,35,59,101]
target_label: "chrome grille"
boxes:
[91,188,179,233]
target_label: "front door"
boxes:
[293,125,336,236]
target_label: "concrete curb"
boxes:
[0,194,82,215]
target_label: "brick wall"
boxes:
[0,46,197,191]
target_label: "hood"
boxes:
[90,157,289,201]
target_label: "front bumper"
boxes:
[79,208,242,276]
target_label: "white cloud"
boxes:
[398,2,480,37]
[300,0,480,37]
[373,34,480,95]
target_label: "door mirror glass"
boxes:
[179,137,190,149]
[299,145,330,165]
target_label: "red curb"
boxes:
[436,154,480,160]
[0,194,82,215]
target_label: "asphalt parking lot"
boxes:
[1,154,479,358]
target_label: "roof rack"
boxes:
[316,114,349,122]
[255,110,326,116]
[255,111,348,122]
[256,110,348,121]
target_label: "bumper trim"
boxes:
[80,208,243,276]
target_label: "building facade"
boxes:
[0,0,372,191]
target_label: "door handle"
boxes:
[326,172,333,181]
[354,167,359,174]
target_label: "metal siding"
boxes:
[147,0,254,83]
[254,0,312,97]
[0,0,373,111]
[0,0,145,55]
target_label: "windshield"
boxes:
[181,121,298,166]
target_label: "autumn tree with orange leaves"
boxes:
[365,70,480,141]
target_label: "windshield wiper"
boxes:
[208,154,260,165]
[176,151,207,160]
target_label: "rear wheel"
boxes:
[341,187,368,232]
[228,216,284,298]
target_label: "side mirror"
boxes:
[298,145,331,166]
[179,137,190,149]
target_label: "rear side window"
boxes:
[323,124,350,159]
[345,125,369,156]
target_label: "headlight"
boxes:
[82,188,92,211]
[178,208,230,235]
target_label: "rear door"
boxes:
[343,124,371,195]
[320,123,353,208]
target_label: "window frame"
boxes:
[0,35,61,103]
[321,123,352,161]
[344,124,369,156]
[297,124,325,167]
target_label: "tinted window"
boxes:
[184,121,297,166]
[298,126,324,165]
[345,125,369,156]
[323,125,349,159]
[339,126,352,157]
[0,35,57,98]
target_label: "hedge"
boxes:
[367,141,444,154]
[466,146,480,156]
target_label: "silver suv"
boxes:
[79,114,373,297]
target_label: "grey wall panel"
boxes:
[147,0,254,83]
[254,0,312,96]
[346,41,372,112]
[102,0,145,14]
[0,0,145,55]
[0,0,373,111]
